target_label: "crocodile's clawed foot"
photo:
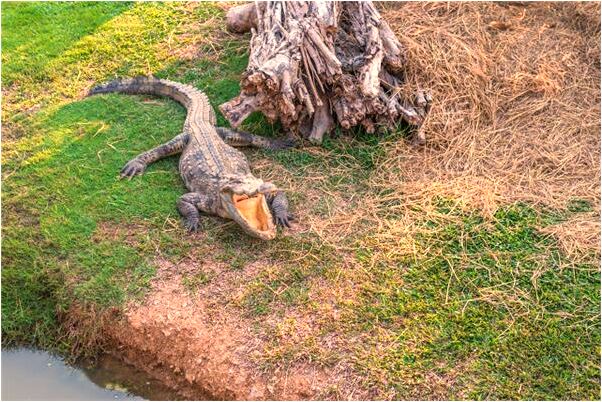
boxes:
[275,213,295,228]
[120,159,147,179]
[269,138,297,151]
[184,218,201,232]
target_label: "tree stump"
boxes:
[220,1,430,144]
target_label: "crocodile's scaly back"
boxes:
[89,76,215,123]
[88,76,250,179]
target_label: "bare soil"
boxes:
[105,253,365,400]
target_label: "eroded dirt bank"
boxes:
[103,256,362,400]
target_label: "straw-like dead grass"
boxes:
[379,1,600,211]
[540,212,601,259]
[291,1,602,254]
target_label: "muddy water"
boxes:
[1,348,182,401]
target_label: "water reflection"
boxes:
[80,353,184,401]
[1,348,181,401]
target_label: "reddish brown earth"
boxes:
[105,254,364,400]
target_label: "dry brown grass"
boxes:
[379,1,600,212]
[540,212,601,259]
[252,2,600,255]
[169,2,245,62]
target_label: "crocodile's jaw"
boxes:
[221,192,276,240]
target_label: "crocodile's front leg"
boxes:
[215,127,295,150]
[266,191,294,228]
[121,132,189,178]
[176,192,214,232]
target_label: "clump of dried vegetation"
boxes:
[379,1,600,218]
[268,0,601,256]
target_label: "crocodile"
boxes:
[88,76,294,240]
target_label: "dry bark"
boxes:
[221,1,430,144]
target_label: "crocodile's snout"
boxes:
[220,189,276,240]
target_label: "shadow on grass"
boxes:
[1,2,133,85]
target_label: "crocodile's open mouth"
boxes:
[232,193,272,233]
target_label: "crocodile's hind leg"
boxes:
[215,127,296,151]
[121,133,189,178]
[266,190,294,228]
[177,192,214,232]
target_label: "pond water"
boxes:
[1,348,182,401]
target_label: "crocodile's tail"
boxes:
[88,76,215,123]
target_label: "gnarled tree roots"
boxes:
[220,1,430,144]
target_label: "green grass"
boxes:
[182,270,213,295]
[232,201,600,399]
[1,2,132,86]
[1,2,599,400]
[349,203,600,399]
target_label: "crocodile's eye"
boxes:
[232,193,271,232]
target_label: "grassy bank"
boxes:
[2,2,600,399]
